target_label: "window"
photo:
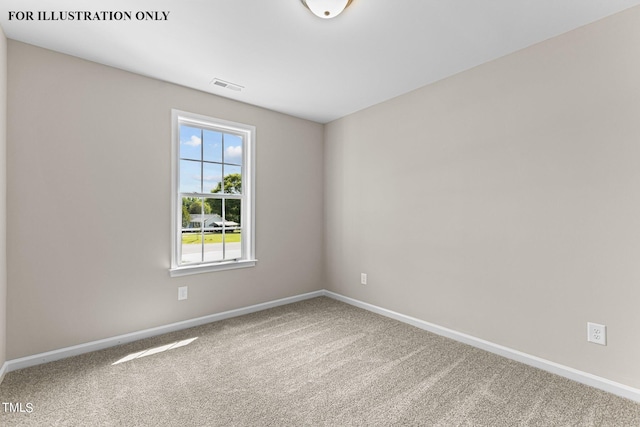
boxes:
[170,110,256,276]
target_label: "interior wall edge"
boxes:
[0,361,7,385]
[0,20,8,387]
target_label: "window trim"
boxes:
[169,109,256,276]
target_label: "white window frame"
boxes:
[170,109,256,277]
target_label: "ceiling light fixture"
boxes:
[301,0,353,19]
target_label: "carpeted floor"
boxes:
[1,296,639,426]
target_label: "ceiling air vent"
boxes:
[210,78,243,92]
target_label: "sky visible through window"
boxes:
[179,125,242,194]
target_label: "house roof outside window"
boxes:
[187,214,238,230]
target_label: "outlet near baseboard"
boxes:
[360,273,367,285]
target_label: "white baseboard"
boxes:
[4,290,324,374]
[0,361,7,383]
[3,288,639,403]
[323,290,640,403]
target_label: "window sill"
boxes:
[169,259,257,277]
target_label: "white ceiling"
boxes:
[1,0,640,123]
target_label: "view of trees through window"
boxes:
[181,173,242,226]
[178,124,243,264]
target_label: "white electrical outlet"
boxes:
[178,286,188,301]
[587,322,606,345]
[360,273,367,285]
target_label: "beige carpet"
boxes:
[1,297,638,426]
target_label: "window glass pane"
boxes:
[224,232,241,260]
[181,197,203,265]
[225,199,241,226]
[202,162,222,194]
[180,160,202,193]
[223,133,243,166]
[187,197,210,215]
[203,130,223,163]
[203,198,224,263]
[223,165,242,195]
[224,200,242,260]
[179,125,202,161]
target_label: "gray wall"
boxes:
[0,26,7,375]
[6,41,324,359]
[324,7,640,389]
